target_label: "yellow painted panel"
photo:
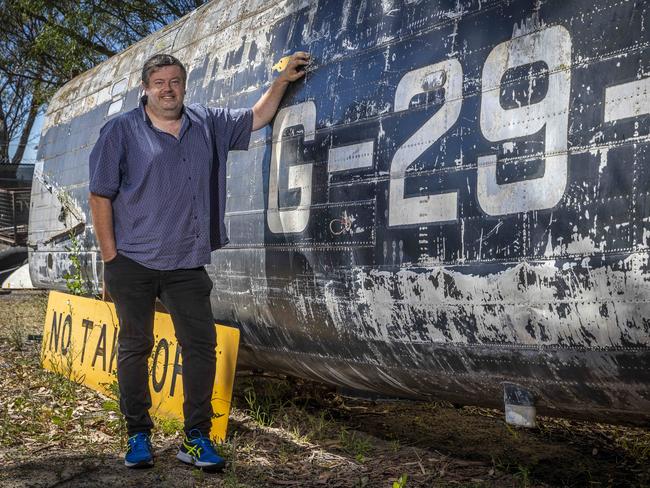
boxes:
[272,55,292,72]
[41,291,239,442]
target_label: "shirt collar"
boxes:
[139,95,190,138]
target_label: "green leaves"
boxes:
[2,0,204,87]
[393,474,408,488]
[0,0,204,164]
[63,230,87,296]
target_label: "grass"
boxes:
[190,467,205,482]
[0,291,48,350]
[0,341,123,455]
[241,379,291,428]
[243,387,277,427]
[284,409,333,445]
[50,406,75,446]
[492,458,535,488]
[101,396,127,448]
[7,320,27,351]
[354,475,370,487]
[513,464,532,487]
[0,294,123,456]
[390,438,401,453]
[237,376,339,452]
[222,469,250,488]
[339,428,373,463]
[304,409,332,440]
[614,429,650,462]
[393,474,408,488]
[155,416,184,436]
[504,422,520,439]
[217,432,254,488]
[40,345,85,401]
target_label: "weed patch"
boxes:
[339,428,373,463]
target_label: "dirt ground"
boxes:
[0,291,649,488]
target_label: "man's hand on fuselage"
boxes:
[276,51,311,84]
[252,51,310,131]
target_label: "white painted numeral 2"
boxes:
[389,59,462,226]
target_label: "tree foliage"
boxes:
[0,76,40,164]
[0,0,205,164]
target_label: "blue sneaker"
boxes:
[176,429,226,471]
[124,432,154,468]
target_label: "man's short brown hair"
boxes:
[141,54,187,86]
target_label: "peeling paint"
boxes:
[29,0,650,423]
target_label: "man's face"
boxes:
[143,65,185,117]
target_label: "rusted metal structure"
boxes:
[0,187,30,246]
[28,0,650,424]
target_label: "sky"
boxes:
[9,111,44,165]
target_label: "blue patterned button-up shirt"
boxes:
[89,97,253,270]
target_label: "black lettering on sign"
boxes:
[60,314,72,355]
[81,319,94,363]
[49,312,62,352]
[152,339,169,393]
[92,323,107,371]
[108,326,118,374]
[170,345,183,397]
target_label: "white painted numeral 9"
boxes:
[267,102,316,234]
[388,59,462,227]
[478,26,571,215]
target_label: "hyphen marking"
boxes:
[328,141,374,173]
[604,77,650,122]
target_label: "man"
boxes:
[88,51,308,470]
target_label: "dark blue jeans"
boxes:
[103,253,216,436]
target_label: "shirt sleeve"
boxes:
[88,119,123,199]
[208,107,254,151]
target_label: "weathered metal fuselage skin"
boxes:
[29,0,650,423]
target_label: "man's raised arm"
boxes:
[251,52,310,131]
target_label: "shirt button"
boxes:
[188,176,191,180]
[183,158,187,162]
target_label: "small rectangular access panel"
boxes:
[41,291,240,442]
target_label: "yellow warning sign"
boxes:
[41,291,240,442]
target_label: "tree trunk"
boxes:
[0,101,8,164]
